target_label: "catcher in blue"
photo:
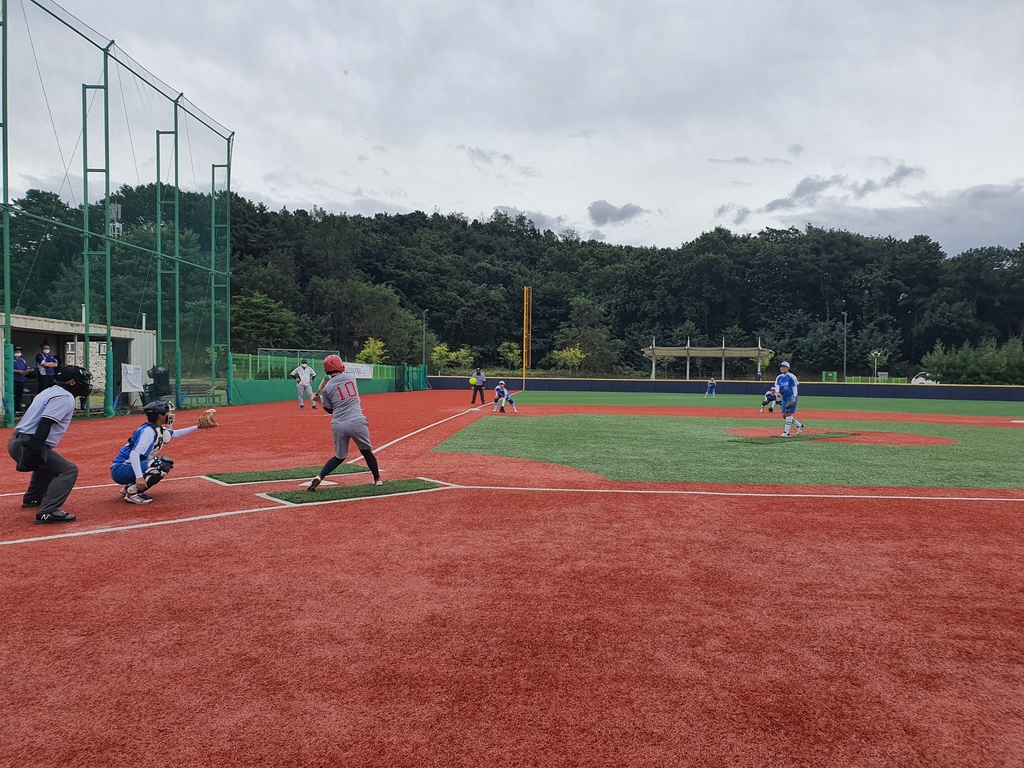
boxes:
[759,388,779,413]
[308,355,382,491]
[704,377,716,399]
[110,401,219,504]
[492,381,518,413]
[774,361,805,437]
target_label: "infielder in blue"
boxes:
[492,381,518,413]
[704,377,716,399]
[774,361,805,437]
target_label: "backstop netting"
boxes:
[1,0,233,423]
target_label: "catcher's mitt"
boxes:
[197,409,218,429]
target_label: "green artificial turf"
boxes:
[269,478,439,503]
[437,414,1024,489]
[208,465,368,484]
[510,390,1024,417]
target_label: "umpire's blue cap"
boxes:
[779,360,790,368]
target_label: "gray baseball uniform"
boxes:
[320,372,373,458]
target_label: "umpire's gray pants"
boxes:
[8,433,79,515]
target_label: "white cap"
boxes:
[499,380,505,386]
[780,361,790,368]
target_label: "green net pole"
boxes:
[103,43,113,417]
[210,163,216,395]
[224,141,233,403]
[2,0,12,427]
[81,83,91,417]
[173,96,182,408]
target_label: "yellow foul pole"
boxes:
[522,285,532,390]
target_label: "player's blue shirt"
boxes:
[495,386,511,400]
[775,372,799,401]
[763,389,778,402]
[13,356,29,382]
[112,424,171,470]
[706,380,716,391]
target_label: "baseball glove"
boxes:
[197,409,218,429]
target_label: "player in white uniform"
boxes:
[290,359,318,410]
[774,361,805,437]
[308,355,382,490]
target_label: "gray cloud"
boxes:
[588,200,646,226]
[456,145,541,178]
[708,156,791,166]
[787,144,804,156]
[778,181,1024,256]
[713,203,752,225]
[494,205,569,233]
[763,166,925,211]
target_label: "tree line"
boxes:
[4,184,1023,382]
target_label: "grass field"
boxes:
[511,390,1024,416]
[268,478,438,503]
[438,413,1024,488]
[207,465,368,484]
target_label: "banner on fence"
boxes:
[345,363,374,379]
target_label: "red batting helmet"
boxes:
[323,355,346,374]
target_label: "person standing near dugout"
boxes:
[470,367,487,405]
[7,365,92,524]
[290,358,318,410]
[12,345,30,413]
[35,341,58,392]
[309,355,382,490]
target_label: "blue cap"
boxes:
[780,360,790,367]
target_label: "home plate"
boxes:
[300,479,338,488]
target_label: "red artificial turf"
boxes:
[2,390,1023,767]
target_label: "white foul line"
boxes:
[344,407,482,464]
[437,483,1024,503]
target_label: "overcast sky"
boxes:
[45,0,1024,255]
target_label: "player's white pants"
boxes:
[297,383,313,403]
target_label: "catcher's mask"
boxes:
[55,365,92,399]
[144,399,176,426]
[323,354,346,374]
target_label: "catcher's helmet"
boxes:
[144,399,176,425]
[323,354,346,374]
[55,365,93,399]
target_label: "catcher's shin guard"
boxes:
[142,455,174,489]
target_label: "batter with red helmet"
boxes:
[309,355,383,490]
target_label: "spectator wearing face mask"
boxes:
[13,346,30,412]
[36,342,59,392]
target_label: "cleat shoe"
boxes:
[36,510,76,524]
[124,492,152,505]
[779,432,790,438]
[312,404,317,410]
[300,405,305,410]
[21,499,41,509]
[119,486,130,498]
[307,476,322,492]
[374,479,384,486]
[796,426,804,436]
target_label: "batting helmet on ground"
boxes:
[323,355,346,374]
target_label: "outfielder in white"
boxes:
[290,359,318,410]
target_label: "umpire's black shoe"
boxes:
[35,510,76,524]
[22,499,41,509]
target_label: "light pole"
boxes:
[422,310,428,367]
[842,311,848,382]
[871,350,881,381]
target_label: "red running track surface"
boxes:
[2,390,1023,767]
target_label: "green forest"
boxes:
[6,184,1024,382]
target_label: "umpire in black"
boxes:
[8,365,92,524]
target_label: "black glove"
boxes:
[16,446,45,473]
